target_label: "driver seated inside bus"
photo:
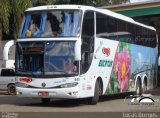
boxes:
[64,59,77,73]
[26,23,39,37]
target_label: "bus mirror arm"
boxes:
[74,41,81,61]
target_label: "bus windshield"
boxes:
[16,41,78,77]
[20,10,81,38]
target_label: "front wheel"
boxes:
[88,80,101,105]
[41,98,50,104]
[7,84,16,95]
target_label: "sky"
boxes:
[130,0,152,3]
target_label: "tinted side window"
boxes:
[134,25,156,47]
[108,17,117,33]
[82,11,94,38]
[81,11,94,74]
[149,31,157,47]
[96,12,133,42]
[1,69,15,76]
[117,20,133,42]
[96,13,108,38]
[96,12,118,40]
[96,12,156,47]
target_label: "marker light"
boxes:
[19,78,32,83]
[60,82,78,88]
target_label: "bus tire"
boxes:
[41,98,50,104]
[88,80,100,105]
[135,79,142,96]
[7,84,16,95]
[142,79,147,94]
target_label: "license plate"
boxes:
[38,92,49,96]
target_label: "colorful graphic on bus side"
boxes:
[107,42,131,94]
[106,41,157,94]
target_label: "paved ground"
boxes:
[0,88,160,118]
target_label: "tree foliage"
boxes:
[0,0,33,40]
[0,0,10,34]
[10,0,33,39]
[69,0,129,6]
[33,0,54,6]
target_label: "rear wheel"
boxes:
[41,98,50,104]
[135,79,142,96]
[88,80,101,105]
[142,80,147,94]
[7,84,16,95]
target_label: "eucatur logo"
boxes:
[42,83,46,88]
[102,48,110,57]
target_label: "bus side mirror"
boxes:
[158,56,160,66]
[74,41,81,61]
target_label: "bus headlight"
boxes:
[60,82,78,88]
[16,82,29,88]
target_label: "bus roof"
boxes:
[25,5,156,31]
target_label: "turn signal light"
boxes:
[19,78,32,83]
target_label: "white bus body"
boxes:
[0,40,15,68]
[15,5,158,104]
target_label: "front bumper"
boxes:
[16,86,80,99]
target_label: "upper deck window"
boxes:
[20,10,81,38]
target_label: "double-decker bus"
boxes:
[15,5,158,105]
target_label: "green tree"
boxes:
[70,0,96,6]
[94,0,110,7]
[33,0,54,6]
[0,0,33,40]
[0,0,10,41]
[69,0,129,6]
[54,0,70,4]
[110,0,130,5]
[10,0,33,39]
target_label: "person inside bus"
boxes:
[26,22,39,37]
[64,59,77,73]
[41,13,56,37]
[39,13,61,37]
[49,13,61,37]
